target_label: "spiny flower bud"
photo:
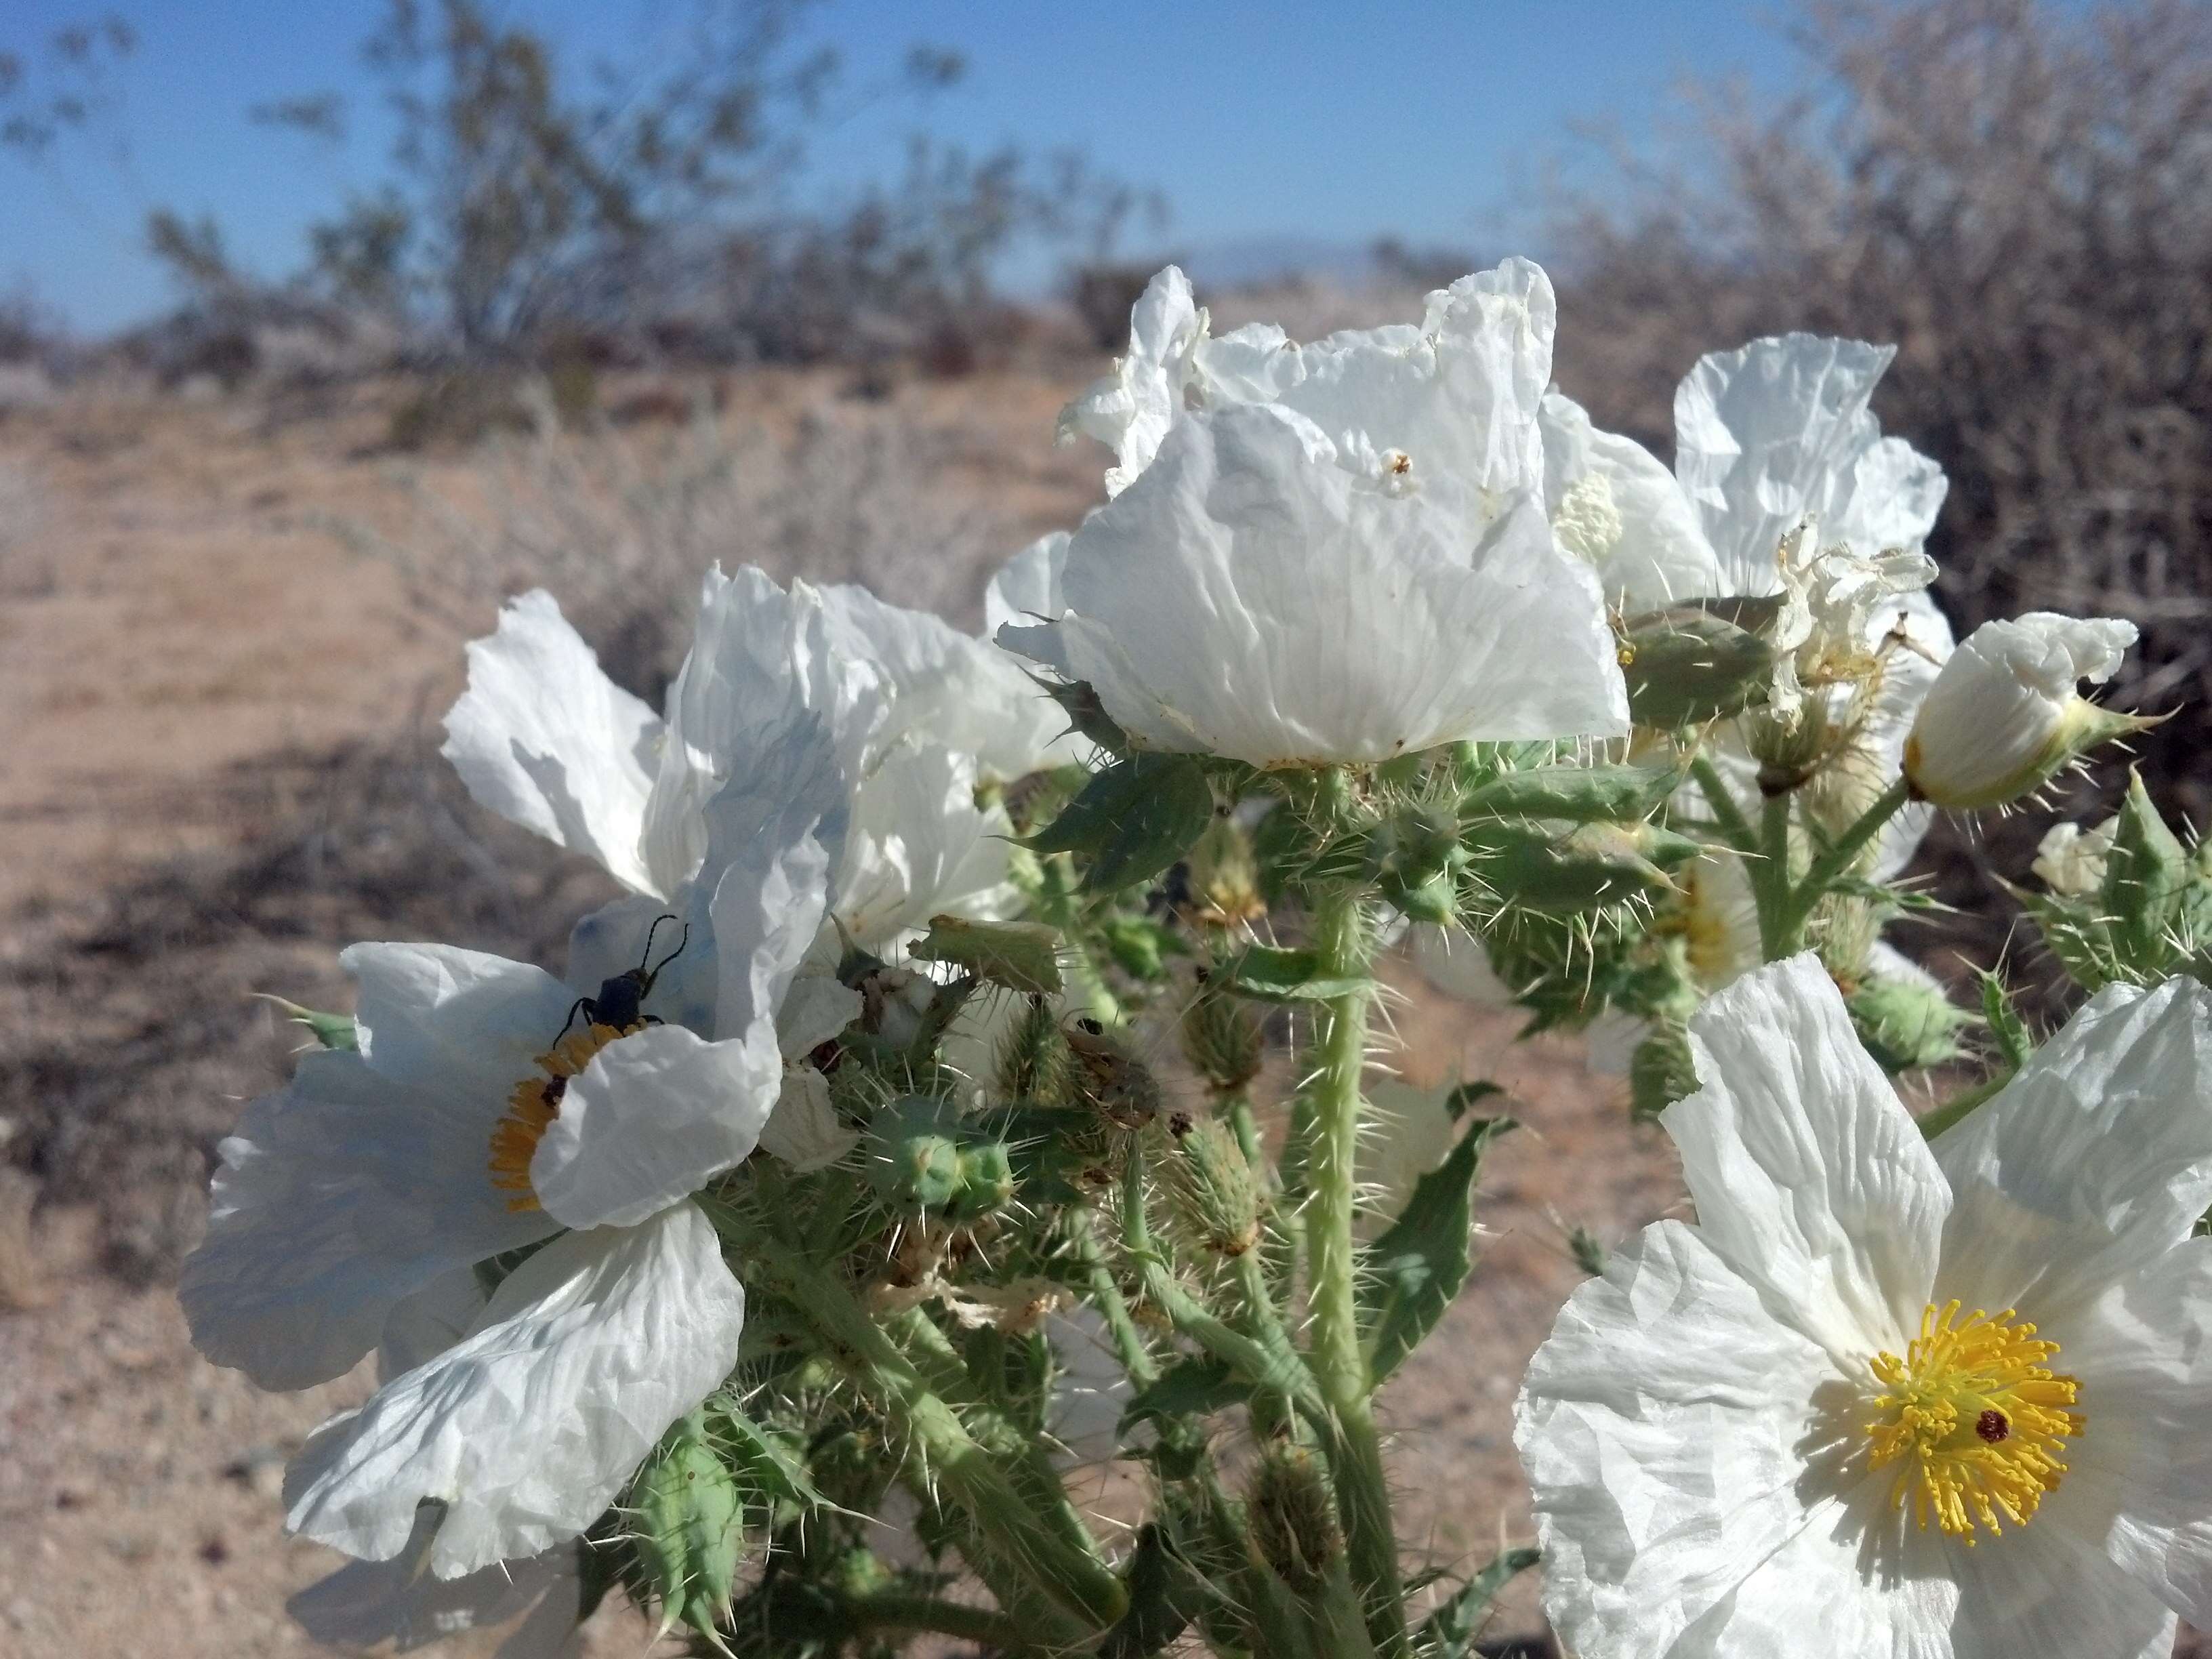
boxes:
[1249,1446,1341,1593]
[1158,1115,1263,1256]
[1187,813,1267,926]
[1904,614,2151,810]
[1180,986,1264,1094]
[634,1410,743,1647]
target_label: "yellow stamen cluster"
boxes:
[487,1022,631,1212]
[1866,1299,2083,1542]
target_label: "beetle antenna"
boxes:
[647,920,690,981]
[634,913,674,975]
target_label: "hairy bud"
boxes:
[1159,1115,1263,1256]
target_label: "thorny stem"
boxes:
[1783,777,1913,943]
[1752,792,1797,960]
[836,1590,1032,1648]
[1690,752,1759,857]
[1302,880,1410,1658]
[1036,851,1124,1025]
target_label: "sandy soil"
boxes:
[0,374,2186,1658]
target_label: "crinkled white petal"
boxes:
[1187,259,1557,520]
[776,967,863,1060]
[758,1067,858,1172]
[285,1203,745,1578]
[835,739,1015,947]
[642,566,876,899]
[532,1022,779,1231]
[287,1504,583,1658]
[1858,591,1953,880]
[181,1046,558,1391]
[818,580,1076,782]
[1933,975,2212,1321]
[1940,1514,2176,1659]
[1007,404,1626,766]
[1667,954,1947,1362]
[983,531,1070,634]
[378,1267,492,1383]
[1821,430,1948,563]
[440,591,661,897]
[1517,1220,1849,1657]
[2041,1240,2212,1629]
[1060,266,1207,494]
[347,941,577,1108]
[1673,334,1901,594]
[1540,391,1725,609]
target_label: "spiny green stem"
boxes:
[1752,792,1797,960]
[1917,1069,2011,1141]
[1036,851,1124,1024]
[1302,882,1409,1659]
[1689,752,1759,857]
[1782,777,1913,941]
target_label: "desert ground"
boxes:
[0,369,2171,1658]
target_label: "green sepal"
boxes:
[1027,753,1215,893]
[1358,1113,1514,1385]
[1417,1544,1543,1658]
[909,914,1065,997]
[1976,970,2032,1070]
[1218,943,1368,1003]
[1460,762,1683,827]
[254,994,359,1050]
[2102,769,2190,966]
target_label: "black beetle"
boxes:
[557,914,689,1040]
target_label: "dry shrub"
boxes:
[337,389,1022,699]
[1548,0,2212,989]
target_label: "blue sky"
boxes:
[1,1,1809,333]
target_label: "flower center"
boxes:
[1866,1299,2083,1542]
[487,1022,633,1212]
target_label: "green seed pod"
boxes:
[1618,602,1778,729]
[866,1097,968,1211]
[633,1410,743,1646]
[1475,819,1689,916]
[1849,972,1972,1073]
[947,1140,1016,1223]
[1159,1115,1263,1256]
[1180,987,1264,1095]
[1249,1446,1340,1593]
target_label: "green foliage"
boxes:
[1359,1113,1513,1385]
[1849,973,1973,1073]
[908,914,1064,996]
[1218,943,1368,1003]
[1461,761,1684,826]
[1418,1545,1543,1658]
[1028,753,1215,893]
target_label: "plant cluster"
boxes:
[188,258,2212,1659]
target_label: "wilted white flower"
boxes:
[1002,403,1626,766]
[180,716,847,1576]
[2035,817,2120,896]
[1065,258,1556,524]
[1519,954,2212,1658]
[1905,613,2145,810]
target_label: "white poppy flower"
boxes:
[1538,391,1725,607]
[182,718,845,1574]
[1906,614,2144,810]
[1002,403,1626,766]
[1067,260,1557,525]
[2035,817,2120,897]
[1518,954,2212,1658]
[445,569,1057,951]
